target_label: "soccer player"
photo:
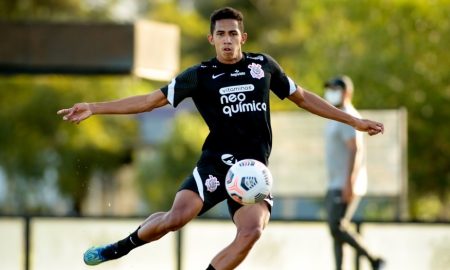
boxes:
[323,75,385,270]
[57,7,384,270]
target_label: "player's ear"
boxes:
[207,34,214,45]
[241,32,248,44]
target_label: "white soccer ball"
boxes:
[225,159,273,205]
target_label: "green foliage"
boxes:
[0,75,145,214]
[262,0,450,219]
[166,0,449,219]
[0,0,117,21]
[0,0,448,219]
[135,112,208,211]
[145,2,211,68]
[412,194,448,221]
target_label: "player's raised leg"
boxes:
[83,189,203,266]
[208,201,270,270]
[138,189,203,241]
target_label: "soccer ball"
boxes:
[225,159,273,205]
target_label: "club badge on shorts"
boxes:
[205,175,220,192]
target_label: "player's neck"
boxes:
[216,52,244,65]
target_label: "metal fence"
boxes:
[1,216,449,270]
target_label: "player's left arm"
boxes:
[287,86,384,136]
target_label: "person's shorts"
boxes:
[178,150,273,218]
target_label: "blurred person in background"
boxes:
[58,8,384,270]
[323,75,386,270]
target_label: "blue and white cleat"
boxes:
[83,245,110,266]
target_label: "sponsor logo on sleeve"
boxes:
[247,55,264,61]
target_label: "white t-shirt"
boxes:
[324,105,368,195]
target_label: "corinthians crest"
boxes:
[248,63,264,79]
[205,175,220,192]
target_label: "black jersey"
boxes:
[160,52,296,164]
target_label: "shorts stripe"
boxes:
[264,197,274,208]
[167,79,176,105]
[193,167,204,201]
[287,76,296,95]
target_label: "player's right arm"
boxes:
[57,89,168,124]
[288,87,384,136]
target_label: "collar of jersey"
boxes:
[212,52,247,68]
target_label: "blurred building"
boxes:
[0,20,179,81]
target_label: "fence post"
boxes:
[24,216,31,270]
[176,229,183,270]
[355,221,361,270]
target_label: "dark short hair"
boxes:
[210,7,244,34]
[324,75,354,93]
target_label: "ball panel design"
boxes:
[225,159,273,205]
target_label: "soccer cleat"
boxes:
[83,244,113,266]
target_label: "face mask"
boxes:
[324,88,343,106]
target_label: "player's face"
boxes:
[208,19,247,64]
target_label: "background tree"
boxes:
[0,0,448,219]
[135,112,208,211]
[148,0,450,219]
[0,76,143,214]
[0,0,144,215]
[0,0,116,21]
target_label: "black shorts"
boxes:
[178,150,273,218]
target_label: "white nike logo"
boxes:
[129,236,137,246]
[212,73,225,79]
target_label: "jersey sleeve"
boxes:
[160,65,199,107]
[264,54,297,99]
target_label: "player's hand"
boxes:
[57,102,92,124]
[355,119,384,136]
